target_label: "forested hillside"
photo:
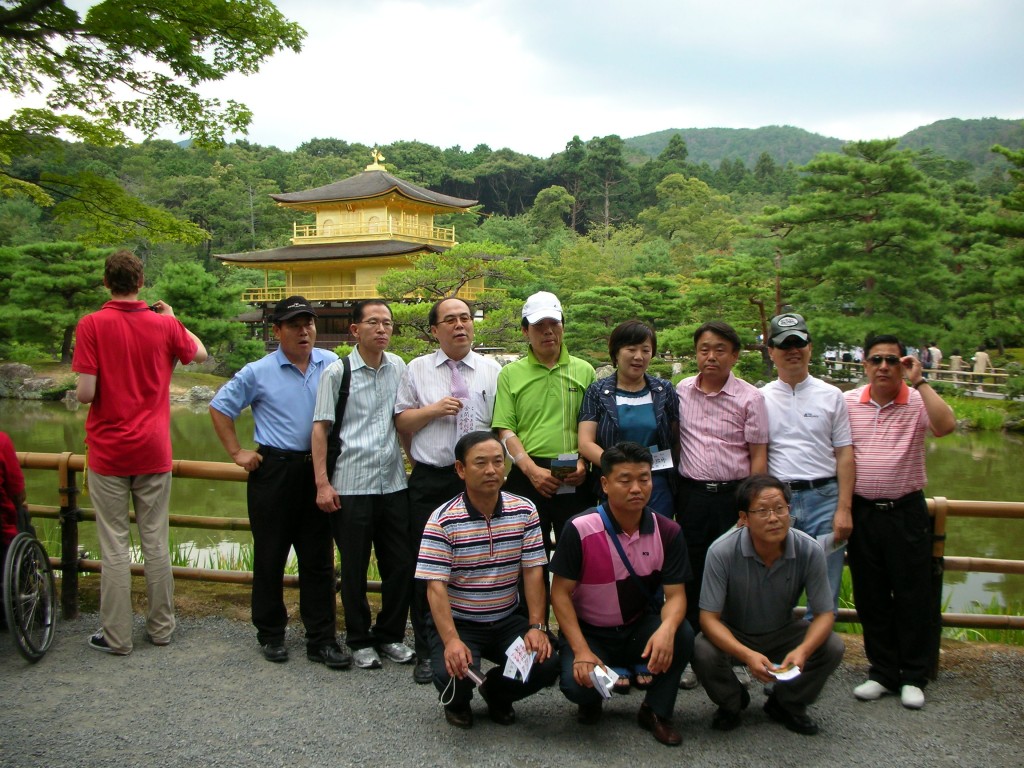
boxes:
[1,122,1021,378]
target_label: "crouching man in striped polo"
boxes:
[415,431,559,729]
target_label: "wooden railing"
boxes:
[240,283,488,304]
[821,360,1014,395]
[16,452,1024,662]
[292,220,456,243]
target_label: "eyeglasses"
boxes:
[775,338,809,350]
[437,314,472,326]
[747,504,790,520]
[359,318,394,329]
[866,354,901,366]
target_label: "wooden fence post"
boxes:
[57,451,80,619]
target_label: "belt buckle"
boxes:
[704,482,719,493]
[873,501,894,511]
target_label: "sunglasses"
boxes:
[867,355,902,366]
[774,338,809,350]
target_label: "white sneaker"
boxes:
[732,665,752,688]
[679,663,699,690]
[378,642,415,664]
[352,647,382,669]
[901,685,925,709]
[853,679,889,701]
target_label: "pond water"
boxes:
[2,399,1021,612]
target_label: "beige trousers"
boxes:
[88,471,175,653]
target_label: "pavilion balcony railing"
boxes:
[240,284,488,304]
[291,221,456,244]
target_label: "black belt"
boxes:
[854,490,923,511]
[258,445,312,462]
[680,477,740,494]
[788,477,837,491]
[412,462,456,474]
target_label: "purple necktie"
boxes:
[445,358,469,399]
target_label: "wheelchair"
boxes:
[3,505,57,662]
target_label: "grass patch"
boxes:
[942,598,1024,646]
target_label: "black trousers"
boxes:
[848,491,932,689]
[427,612,560,709]
[333,490,414,650]
[247,449,336,650]
[675,480,741,628]
[408,462,464,658]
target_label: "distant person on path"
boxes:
[492,291,596,555]
[73,250,207,655]
[928,342,943,372]
[845,335,955,710]
[210,296,348,669]
[395,297,501,685]
[550,442,694,747]
[312,300,415,671]
[971,345,993,391]
[693,474,844,736]
[948,349,965,386]
[415,431,558,729]
[675,320,768,689]
[762,312,853,613]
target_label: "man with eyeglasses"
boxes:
[312,300,415,670]
[692,474,844,736]
[762,312,853,613]
[844,335,955,710]
[395,297,502,684]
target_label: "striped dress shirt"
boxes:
[313,346,407,495]
[394,349,502,467]
[844,383,930,500]
[676,372,769,481]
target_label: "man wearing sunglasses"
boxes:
[843,335,955,710]
[762,312,853,613]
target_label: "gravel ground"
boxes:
[2,615,1022,768]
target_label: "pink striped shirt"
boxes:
[676,372,768,481]
[844,383,930,499]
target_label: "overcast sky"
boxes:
[31,1,1024,158]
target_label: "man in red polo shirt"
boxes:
[844,334,954,710]
[73,250,207,655]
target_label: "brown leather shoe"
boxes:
[638,702,682,746]
[444,705,474,729]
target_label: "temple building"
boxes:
[216,150,478,347]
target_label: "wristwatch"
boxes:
[528,623,548,632]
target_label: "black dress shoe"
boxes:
[638,702,682,746]
[711,707,742,731]
[261,642,288,663]
[413,657,433,684]
[444,705,474,729]
[307,644,352,670]
[764,695,819,736]
[577,701,603,725]
[479,683,516,725]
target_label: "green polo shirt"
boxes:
[492,345,595,459]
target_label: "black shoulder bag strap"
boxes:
[595,504,662,611]
[324,356,352,472]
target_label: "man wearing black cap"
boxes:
[210,296,350,669]
[762,312,853,613]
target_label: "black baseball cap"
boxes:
[768,312,809,346]
[272,295,318,323]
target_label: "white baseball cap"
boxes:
[522,291,563,324]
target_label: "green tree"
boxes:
[638,174,741,263]
[760,139,954,344]
[528,185,574,240]
[583,135,635,236]
[0,241,109,361]
[0,0,304,243]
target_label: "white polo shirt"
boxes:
[763,374,852,482]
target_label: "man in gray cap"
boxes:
[210,296,350,668]
[762,312,853,611]
[492,291,596,553]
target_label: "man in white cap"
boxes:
[492,291,596,553]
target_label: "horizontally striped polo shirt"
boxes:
[844,383,930,500]
[415,491,546,622]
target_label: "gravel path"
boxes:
[2,615,1022,768]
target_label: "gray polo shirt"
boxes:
[700,526,831,634]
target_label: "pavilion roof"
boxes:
[215,240,445,265]
[270,169,477,210]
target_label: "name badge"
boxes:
[650,447,673,472]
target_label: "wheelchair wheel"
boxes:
[3,532,57,662]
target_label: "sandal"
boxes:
[632,664,654,690]
[610,666,631,695]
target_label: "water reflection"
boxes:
[3,400,1021,611]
